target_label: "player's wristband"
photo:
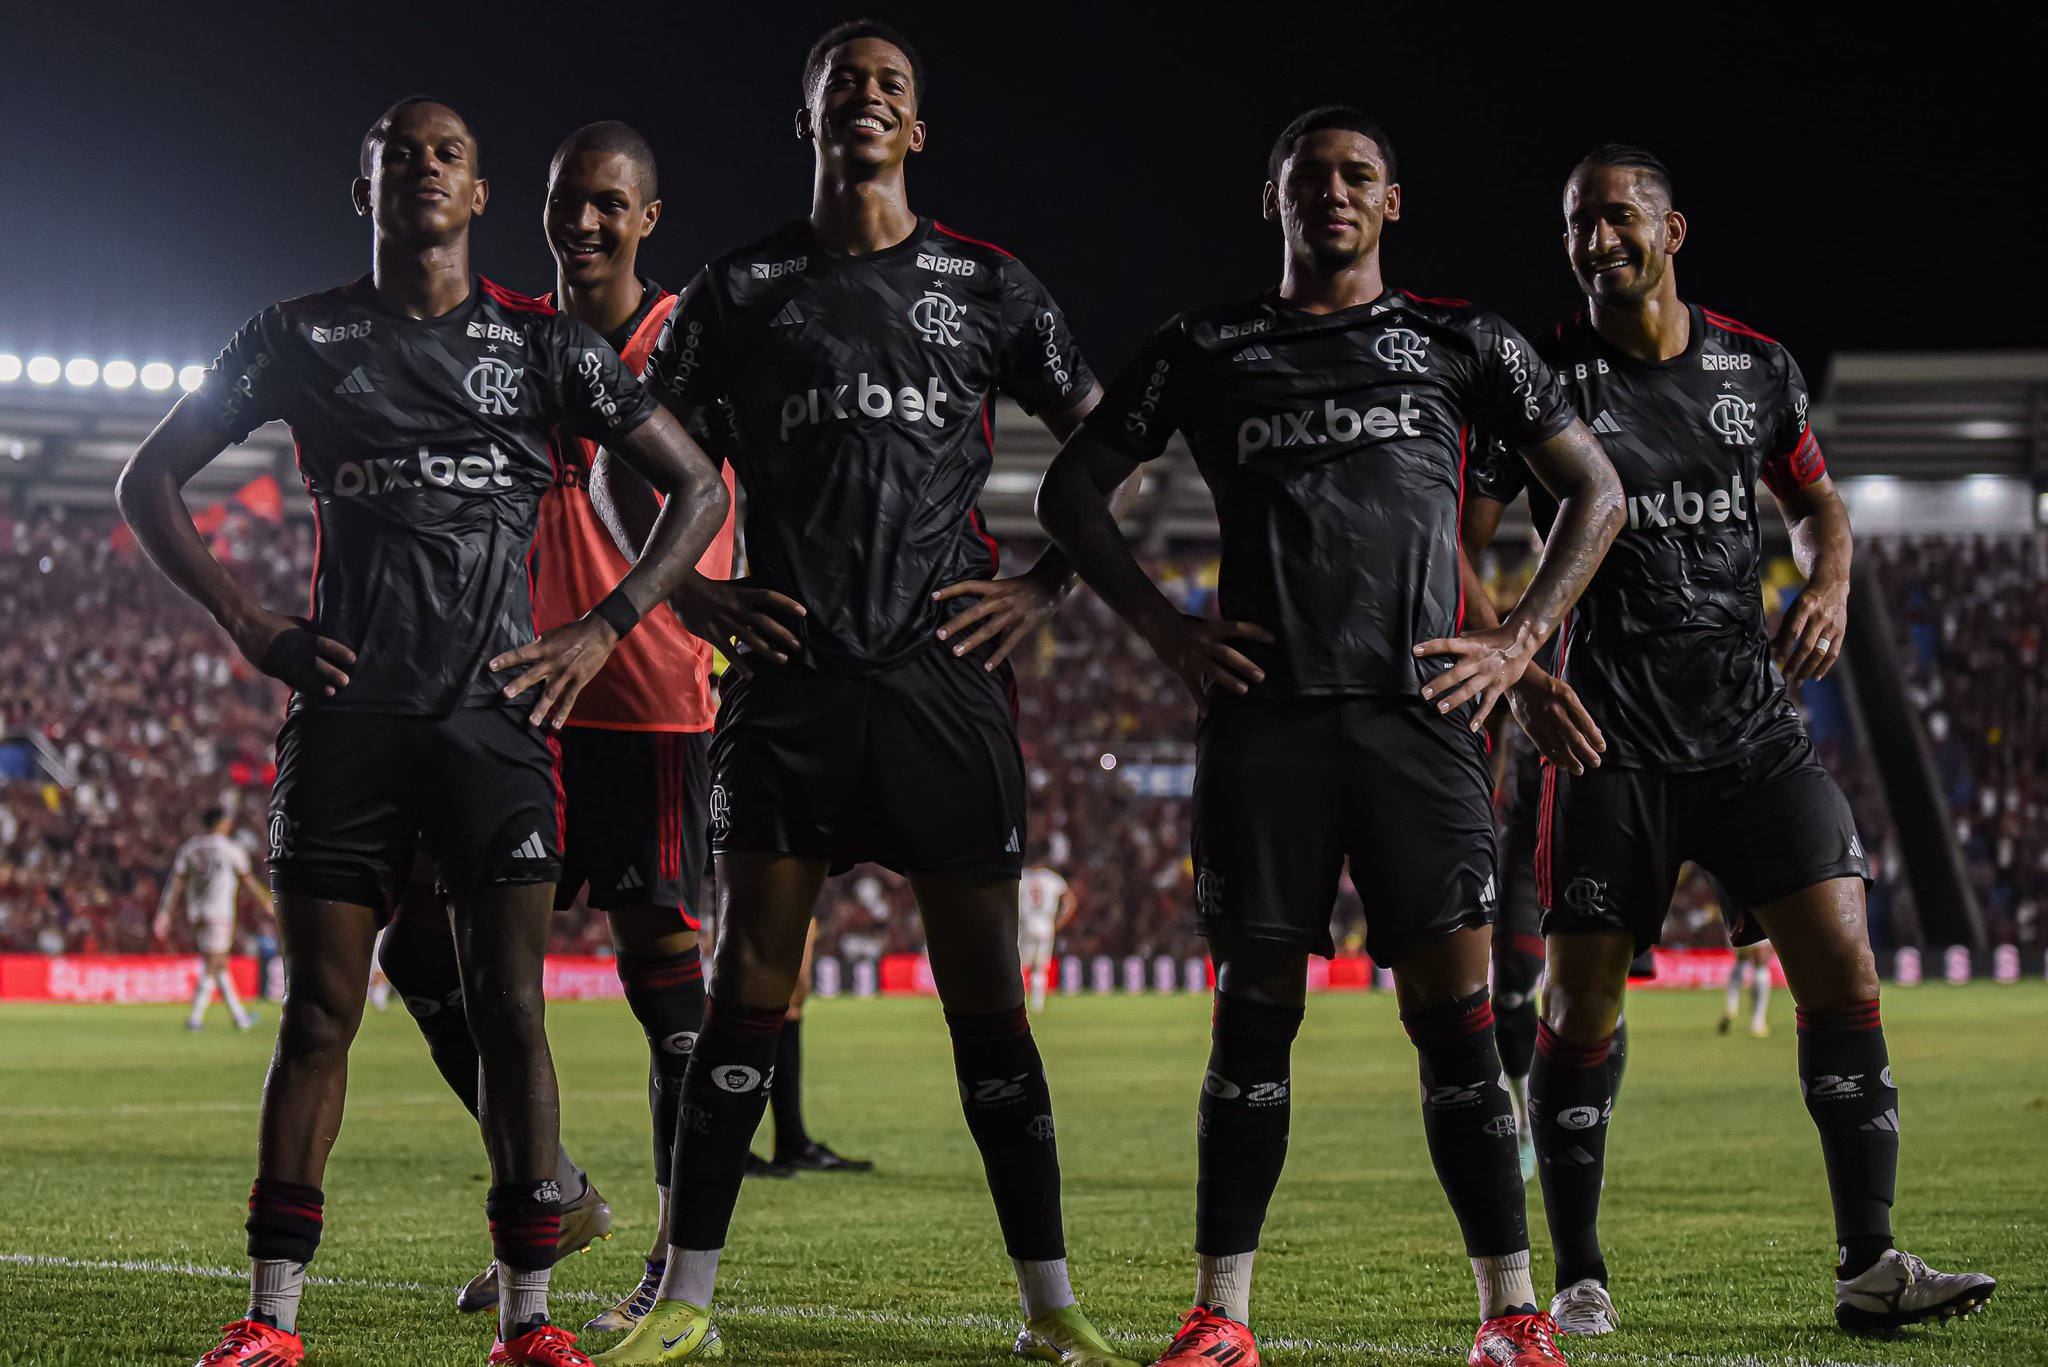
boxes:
[591,588,642,640]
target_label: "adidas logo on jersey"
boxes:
[1590,409,1623,434]
[780,373,951,440]
[1005,829,1021,854]
[509,831,547,861]
[769,300,804,328]
[750,256,808,279]
[334,367,375,395]
[1232,344,1273,363]
[1626,474,1750,531]
[616,866,645,892]
[1236,393,1421,461]
[915,251,976,276]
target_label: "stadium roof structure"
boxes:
[3,349,2044,543]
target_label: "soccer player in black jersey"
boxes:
[1462,145,1994,1337]
[595,23,1136,1366]
[117,98,731,1367]
[366,120,750,1331]
[1038,106,1624,1367]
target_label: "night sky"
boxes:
[4,5,2038,380]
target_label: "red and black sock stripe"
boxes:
[617,947,706,1188]
[1401,989,1527,1259]
[246,1178,324,1263]
[487,1181,564,1272]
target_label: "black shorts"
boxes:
[556,727,710,927]
[1493,746,1545,958]
[268,706,561,911]
[1192,695,1497,964]
[1537,732,1870,955]
[710,647,1025,879]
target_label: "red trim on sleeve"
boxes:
[931,222,1016,259]
[1454,425,1469,634]
[480,278,557,315]
[1701,309,1778,345]
[1400,288,1472,308]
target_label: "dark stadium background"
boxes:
[3,5,2041,371]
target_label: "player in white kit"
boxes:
[1017,862,1076,1013]
[1720,940,1776,1038]
[153,806,270,1031]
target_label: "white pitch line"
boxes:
[1,1252,1935,1367]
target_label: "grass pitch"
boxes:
[4,985,2043,1366]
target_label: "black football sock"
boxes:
[1606,1010,1630,1103]
[486,1180,562,1337]
[1530,1020,1614,1290]
[1403,990,1530,1263]
[617,947,706,1189]
[245,1178,322,1331]
[380,929,587,1202]
[1195,992,1303,1262]
[946,1005,1066,1261]
[246,1177,324,1265]
[667,1000,785,1252]
[1796,1000,1898,1278]
[1493,940,1544,1083]
[770,1015,812,1157]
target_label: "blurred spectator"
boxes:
[1,512,1948,966]
[1877,534,2046,950]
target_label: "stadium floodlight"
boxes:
[102,360,137,389]
[139,362,175,391]
[0,354,21,382]
[65,358,99,387]
[177,364,206,393]
[27,356,61,384]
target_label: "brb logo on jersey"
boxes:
[1627,475,1750,531]
[1373,327,1431,373]
[464,357,523,416]
[915,252,976,276]
[467,321,525,347]
[909,290,966,347]
[750,256,808,279]
[309,321,372,344]
[1709,393,1758,446]
[1237,394,1422,461]
[780,374,951,440]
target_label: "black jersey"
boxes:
[192,276,659,715]
[646,218,1092,675]
[1467,305,1825,769]
[1089,290,1576,699]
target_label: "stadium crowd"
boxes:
[1879,534,2048,950]
[8,510,2016,967]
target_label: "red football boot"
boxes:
[194,1319,304,1367]
[491,1323,596,1366]
[1152,1306,1260,1366]
[1469,1312,1567,1366]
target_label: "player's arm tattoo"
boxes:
[119,398,356,696]
[1772,473,1853,683]
[595,406,731,619]
[1510,417,1625,651]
